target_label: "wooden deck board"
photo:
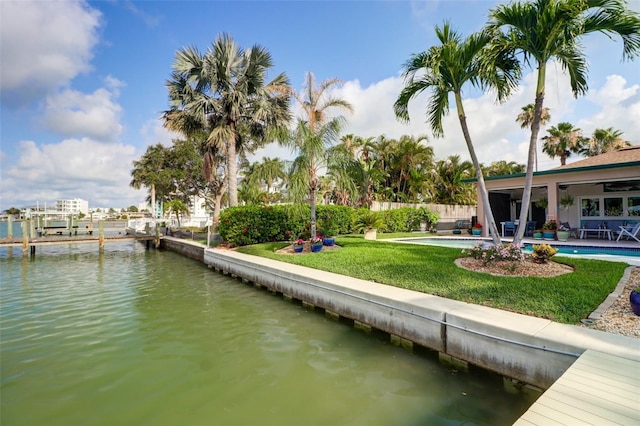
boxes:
[514,349,640,426]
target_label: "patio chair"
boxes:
[503,221,516,236]
[616,222,640,243]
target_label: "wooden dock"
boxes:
[514,349,640,425]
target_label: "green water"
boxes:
[0,242,535,425]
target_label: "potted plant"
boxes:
[542,220,557,240]
[630,287,640,316]
[556,223,570,242]
[320,219,338,246]
[310,236,323,252]
[355,212,384,240]
[533,229,543,239]
[292,238,305,253]
[471,223,482,236]
[559,195,574,210]
[535,198,548,209]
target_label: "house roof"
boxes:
[479,145,640,182]
[551,145,640,171]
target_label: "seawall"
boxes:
[161,237,639,390]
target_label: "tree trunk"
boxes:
[455,93,502,246]
[514,63,547,245]
[227,123,238,207]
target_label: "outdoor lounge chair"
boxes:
[616,222,640,243]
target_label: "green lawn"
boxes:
[235,235,628,324]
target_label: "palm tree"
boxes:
[516,103,551,171]
[164,199,190,228]
[541,122,587,165]
[284,72,353,238]
[394,23,520,246]
[165,33,291,207]
[130,144,173,219]
[487,0,640,244]
[253,157,286,196]
[583,127,630,156]
[483,160,526,177]
[432,156,476,205]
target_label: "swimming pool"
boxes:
[395,237,640,264]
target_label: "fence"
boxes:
[370,201,477,231]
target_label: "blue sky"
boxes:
[1,0,639,211]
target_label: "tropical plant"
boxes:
[284,72,353,238]
[482,160,526,176]
[535,198,548,208]
[542,220,557,231]
[487,0,640,245]
[531,243,558,264]
[541,122,587,165]
[560,195,575,209]
[164,199,190,228]
[582,127,631,156]
[165,33,292,207]
[432,155,476,205]
[516,103,551,171]
[394,22,520,247]
[130,143,174,218]
[354,211,384,232]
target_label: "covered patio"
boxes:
[476,146,640,242]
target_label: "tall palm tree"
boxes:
[488,0,640,244]
[165,33,291,207]
[394,23,520,246]
[541,122,587,165]
[516,103,551,171]
[583,127,630,156]
[284,72,353,238]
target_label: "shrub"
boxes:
[462,243,525,265]
[531,244,558,263]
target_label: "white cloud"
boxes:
[2,138,144,208]
[43,79,124,142]
[256,61,635,174]
[140,118,182,148]
[0,0,102,106]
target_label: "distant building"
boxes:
[56,198,89,216]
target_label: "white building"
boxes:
[56,198,89,216]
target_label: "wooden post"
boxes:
[99,220,104,251]
[22,219,29,256]
[7,215,13,238]
[155,223,160,248]
[29,218,36,239]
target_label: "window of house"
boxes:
[581,198,600,217]
[629,197,640,217]
[604,197,623,216]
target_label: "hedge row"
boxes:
[218,205,439,247]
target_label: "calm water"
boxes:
[0,240,535,425]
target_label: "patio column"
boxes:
[548,185,558,222]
